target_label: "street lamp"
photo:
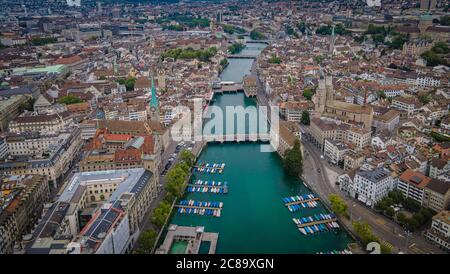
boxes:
[350,203,356,221]
[404,229,411,254]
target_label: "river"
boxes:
[165,42,351,253]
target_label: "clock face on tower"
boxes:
[150,106,156,112]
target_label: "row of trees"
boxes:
[375,190,435,231]
[329,194,348,218]
[31,37,58,46]
[316,23,350,36]
[116,76,136,91]
[283,140,303,178]
[431,132,450,142]
[220,58,229,70]
[250,29,266,40]
[58,95,84,105]
[136,150,196,253]
[158,13,210,28]
[421,42,449,67]
[228,42,245,54]
[162,25,184,31]
[352,221,391,254]
[161,47,217,62]
[361,24,410,50]
[222,24,246,35]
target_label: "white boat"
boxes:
[299,228,307,235]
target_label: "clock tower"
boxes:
[149,77,159,122]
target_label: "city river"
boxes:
[165,42,351,253]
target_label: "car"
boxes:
[172,153,177,157]
[317,168,321,173]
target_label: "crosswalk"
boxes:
[381,241,394,251]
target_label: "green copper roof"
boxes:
[420,14,433,21]
[150,77,159,108]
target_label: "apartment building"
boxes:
[0,128,83,188]
[0,175,50,254]
[8,112,73,133]
[424,211,449,252]
[397,169,432,204]
[324,139,348,166]
[346,127,371,148]
[391,96,423,117]
[429,158,449,181]
[310,118,371,150]
[423,179,450,212]
[372,109,400,132]
[0,95,28,133]
[354,168,394,207]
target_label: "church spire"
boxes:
[150,77,158,108]
[329,25,335,55]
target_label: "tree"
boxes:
[250,29,265,40]
[283,139,303,178]
[136,229,158,254]
[303,87,315,100]
[165,163,189,198]
[228,43,245,54]
[418,94,431,104]
[117,77,136,91]
[58,95,83,105]
[396,212,407,224]
[388,190,404,204]
[329,194,348,217]
[180,149,195,167]
[313,55,325,65]
[301,111,310,125]
[268,55,282,64]
[385,207,395,218]
[440,15,450,26]
[352,221,379,246]
[151,201,171,228]
[431,132,450,142]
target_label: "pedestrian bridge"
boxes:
[203,133,271,143]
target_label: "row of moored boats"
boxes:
[187,186,227,194]
[193,180,227,187]
[287,201,318,211]
[196,162,225,173]
[178,200,223,208]
[316,250,352,254]
[178,207,221,217]
[293,214,340,235]
[282,194,318,204]
[283,194,319,211]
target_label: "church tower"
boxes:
[329,25,335,55]
[149,77,160,122]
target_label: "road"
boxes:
[301,130,444,254]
